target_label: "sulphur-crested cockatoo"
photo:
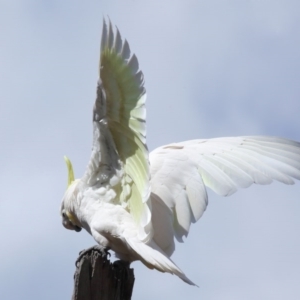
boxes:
[61,20,300,285]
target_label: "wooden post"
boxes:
[72,246,135,300]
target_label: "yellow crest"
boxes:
[64,156,75,187]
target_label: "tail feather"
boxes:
[127,238,197,286]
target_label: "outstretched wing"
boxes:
[83,19,151,241]
[150,136,300,245]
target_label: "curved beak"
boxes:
[74,226,82,232]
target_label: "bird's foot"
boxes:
[75,245,111,267]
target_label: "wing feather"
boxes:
[150,136,300,245]
[84,19,151,242]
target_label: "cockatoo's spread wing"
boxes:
[82,20,151,241]
[150,136,300,248]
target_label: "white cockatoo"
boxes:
[61,19,300,285]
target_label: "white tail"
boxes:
[127,238,197,286]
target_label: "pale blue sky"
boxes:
[1,1,300,299]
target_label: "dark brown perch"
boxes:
[72,246,135,300]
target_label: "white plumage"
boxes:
[60,19,300,285]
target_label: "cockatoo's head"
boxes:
[60,156,82,232]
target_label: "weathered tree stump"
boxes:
[72,246,135,300]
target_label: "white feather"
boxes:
[150,136,300,248]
